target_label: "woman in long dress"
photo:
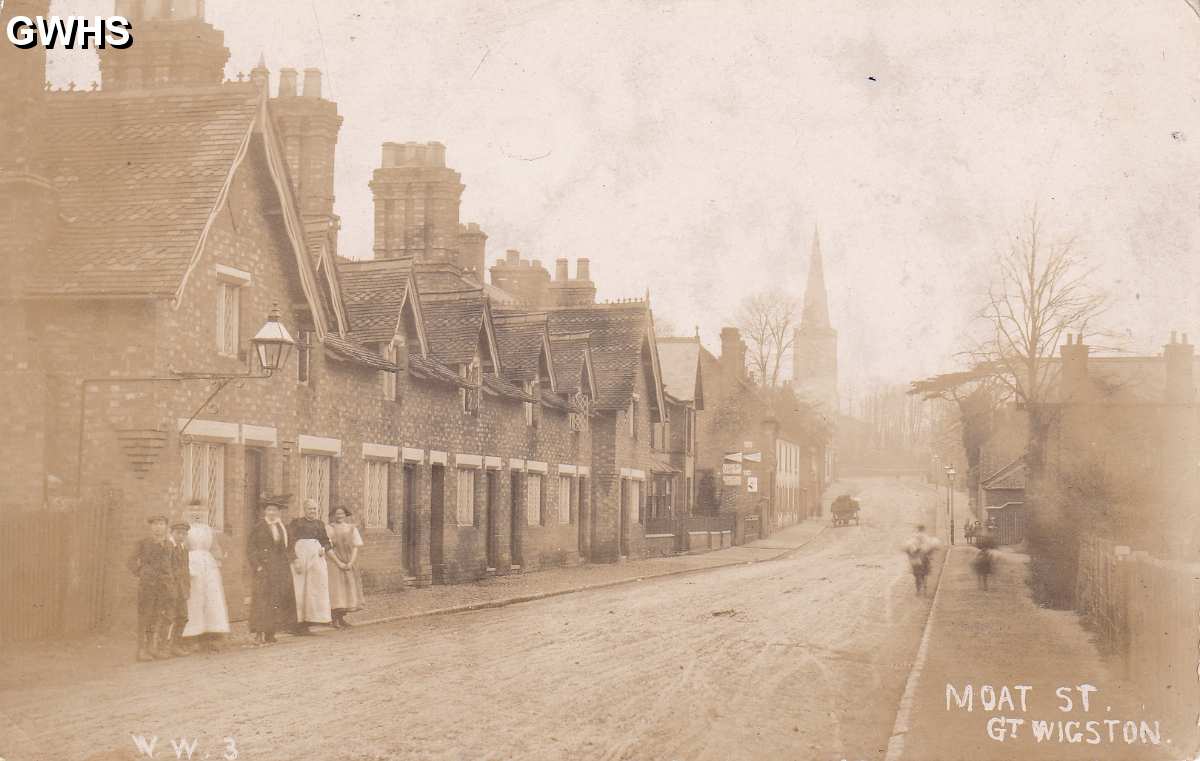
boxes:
[289,498,332,633]
[248,501,297,644]
[181,502,230,650]
[326,507,365,628]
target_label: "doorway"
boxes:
[485,470,499,569]
[618,478,629,557]
[402,463,418,577]
[430,464,445,584]
[576,476,588,556]
[509,471,522,567]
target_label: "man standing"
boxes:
[127,515,171,662]
[163,515,192,657]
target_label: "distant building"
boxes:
[793,230,838,413]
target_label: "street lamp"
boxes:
[250,304,296,375]
[946,466,957,545]
[74,304,296,496]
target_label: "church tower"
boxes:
[793,229,839,412]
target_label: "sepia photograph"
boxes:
[0,1,1198,759]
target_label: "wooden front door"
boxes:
[430,464,445,584]
[485,470,499,569]
[231,448,263,621]
[509,471,522,567]
[403,463,417,577]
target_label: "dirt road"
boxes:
[1,477,942,761]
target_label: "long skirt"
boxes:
[327,556,364,613]
[183,550,230,636]
[292,538,332,624]
[249,555,296,634]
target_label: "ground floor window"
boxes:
[302,454,332,519]
[456,468,476,526]
[363,459,389,529]
[526,473,543,526]
[557,475,572,524]
[181,441,225,529]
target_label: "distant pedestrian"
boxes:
[127,514,171,662]
[326,507,365,628]
[248,500,297,644]
[163,515,192,657]
[289,499,333,634]
[972,534,997,590]
[181,501,230,651]
[903,524,941,596]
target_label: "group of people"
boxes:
[128,497,366,661]
[903,519,1000,596]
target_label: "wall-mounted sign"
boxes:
[724,451,743,463]
[722,475,741,486]
[722,463,742,475]
[744,451,762,463]
[746,476,759,493]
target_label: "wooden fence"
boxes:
[0,499,110,643]
[1076,535,1200,733]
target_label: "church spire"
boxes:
[801,227,831,331]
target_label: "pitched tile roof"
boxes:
[493,312,550,383]
[420,291,488,367]
[982,457,1026,491]
[483,373,537,402]
[409,353,470,387]
[323,334,398,371]
[656,337,702,403]
[28,84,261,296]
[337,258,412,343]
[549,332,592,396]
[544,303,651,410]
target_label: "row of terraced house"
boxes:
[0,0,832,638]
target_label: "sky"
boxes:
[47,0,1200,412]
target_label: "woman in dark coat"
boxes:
[248,501,297,644]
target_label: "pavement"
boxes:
[0,512,830,693]
[893,544,1181,761]
[0,476,939,761]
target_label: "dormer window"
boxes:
[215,265,251,358]
[629,394,640,440]
[524,380,540,427]
[569,391,591,432]
[381,341,398,401]
[460,353,481,415]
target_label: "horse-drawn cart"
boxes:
[831,495,860,527]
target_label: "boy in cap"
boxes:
[163,515,192,656]
[127,514,171,662]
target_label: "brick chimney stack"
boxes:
[269,68,343,246]
[456,222,488,277]
[1164,332,1195,404]
[489,251,552,307]
[720,327,747,383]
[102,0,230,90]
[370,141,465,263]
[1059,333,1090,402]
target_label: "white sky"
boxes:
[48,1,1200,408]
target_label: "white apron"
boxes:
[292,538,332,624]
[182,524,231,636]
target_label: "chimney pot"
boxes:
[1171,330,1178,344]
[302,68,322,98]
[555,258,569,281]
[506,250,520,265]
[428,142,446,167]
[1184,333,1190,345]
[576,258,591,281]
[278,68,298,97]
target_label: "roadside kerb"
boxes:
[883,543,953,761]
[345,522,831,629]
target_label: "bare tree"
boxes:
[735,289,798,388]
[913,209,1107,607]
